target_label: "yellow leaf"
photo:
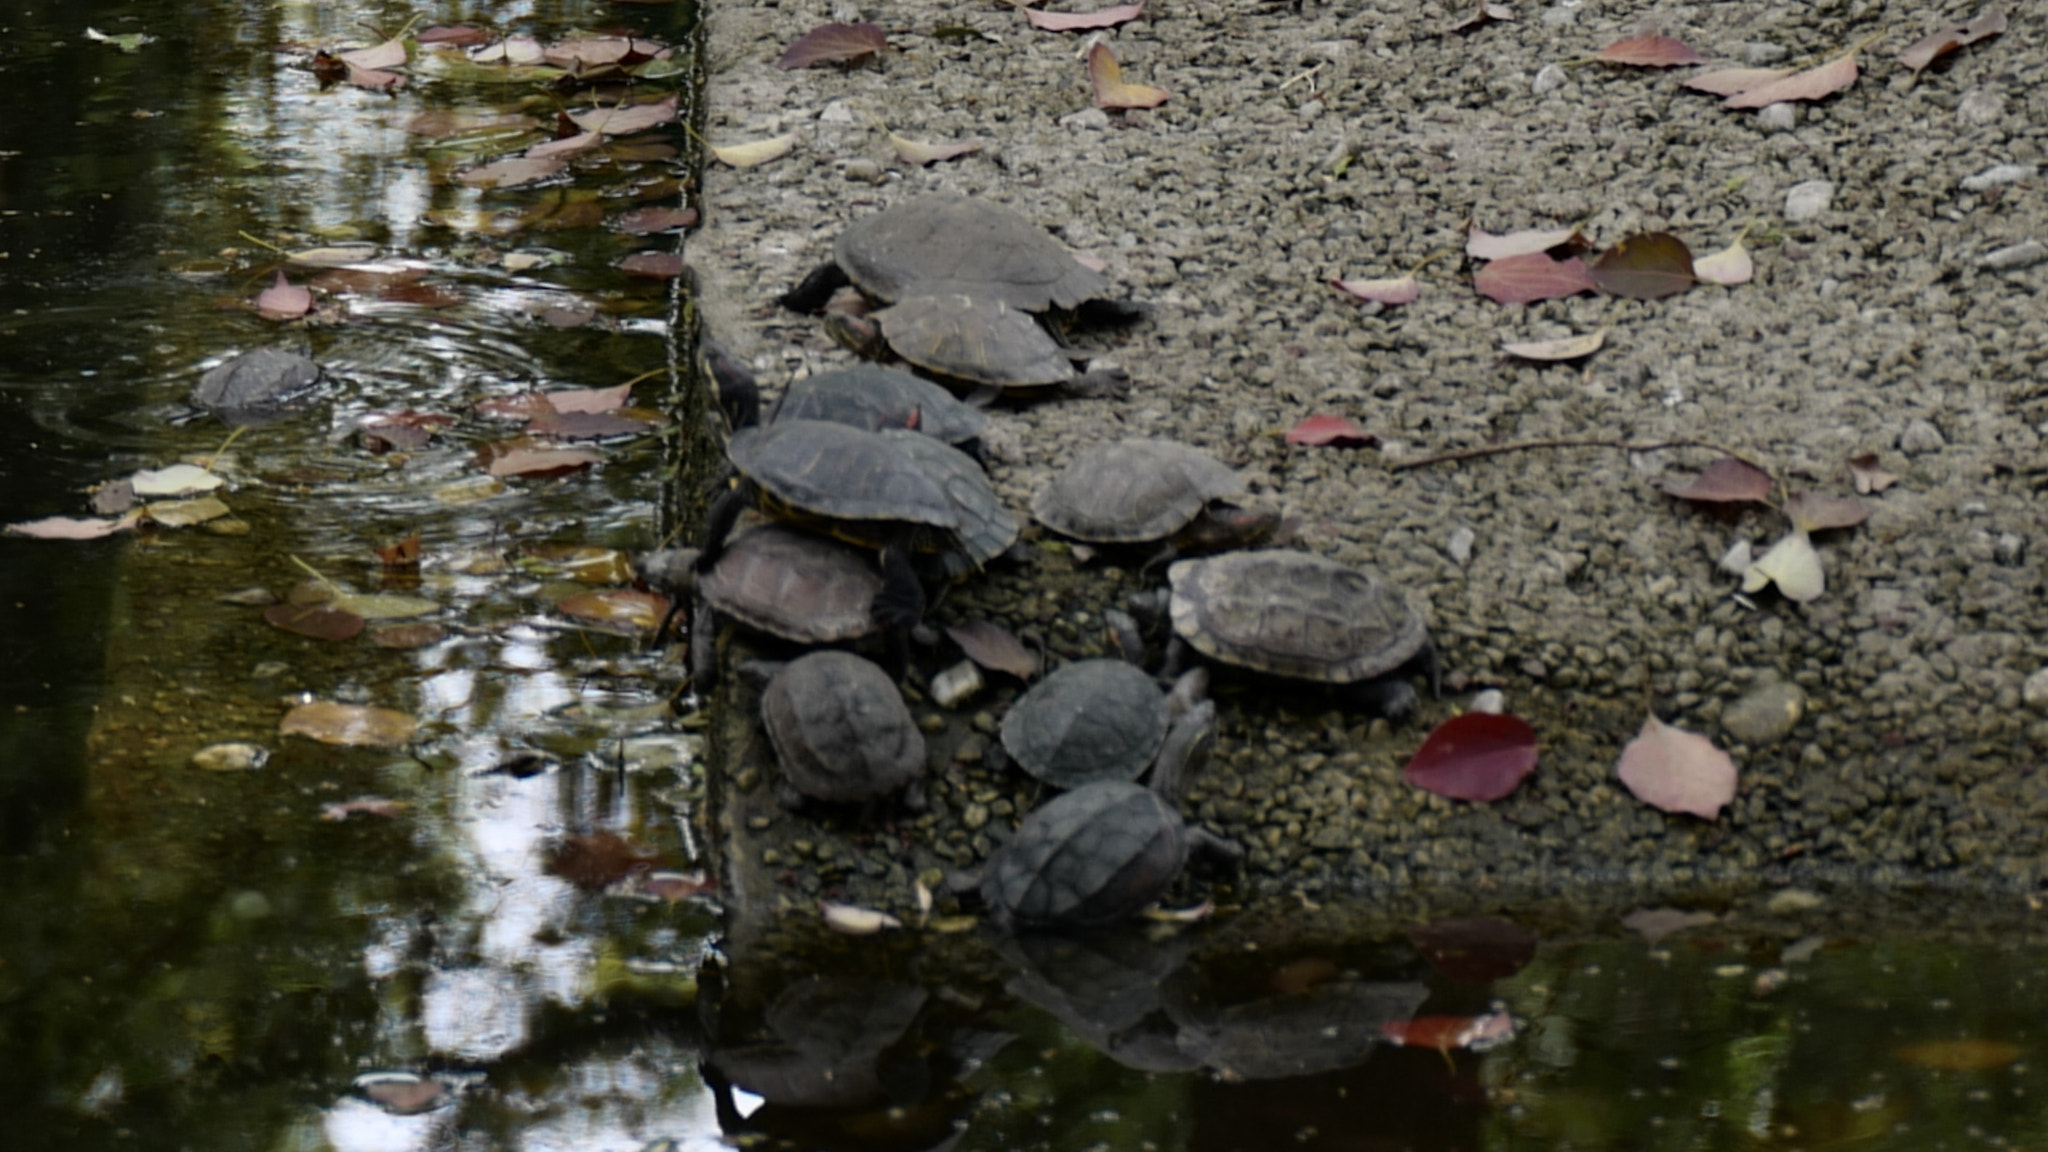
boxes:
[888,132,983,166]
[1693,240,1754,286]
[1743,530,1824,602]
[1088,42,1169,110]
[144,496,231,527]
[1502,330,1606,362]
[711,132,797,168]
[280,702,418,748]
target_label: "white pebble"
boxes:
[1958,88,2005,124]
[2025,668,2048,710]
[1756,103,1797,131]
[1980,241,2048,270]
[1532,64,1567,96]
[192,742,269,772]
[818,100,859,125]
[931,660,984,709]
[1897,417,1946,455]
[1468,689,1506,715]
[1783,180,1835,222]
[1718,538,1754,577]
[1446,525,1476,565]
[1961,163,2036,191]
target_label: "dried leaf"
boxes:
[1899,9,2007,72]
[457,155,567,189]
[331,592,441,620]
[255,270,313,320]
[546,383,634,414]
[1588,232,1695,300]
[280,701,418,747]
[617,251,686,278]
[776,22,888,69]
[639,870,717,903]
[129,463,224,497]
[1723,54,1859,109]
[142,496,231,527]
[321,797,408,821]
[821,901,903,935]
[612,206,697,234]
[1284,413,1376,447]
[402,109,538,138]
[547,830,657,890]
[1622,906,1718,944]
[946,619,1041,679]
[1894,1039,2023,1072]
[344,64,406,93]
[264,602,366,642]
[1472,252,1597,304]
[1692,239,1754,286]
[1784,491,1869,533]
[889,132,984,166]
[1404,711,1539,802]
[558,588,668,633]
[710,133,797,168]
[1615,713,1738,818]
[1596,33,1707,68]
[1743,530,1825,602]
[1448,3,1515,34]
[568,93,680,135]
[416,25,492,48]
[368,622,445,649]
[5,514,136,540]
[1405,916,1539,982]
[1502,330,1605,362]
[339,37,406,71]
[1663,457,1772,503]
[1382,1011,1517,1052]
[1088,41,1170,109]
[1848,452,1899,494]
[1331,274,1422,305]
[1683,67,1793,96]
[1466,226,1584,260]
[480,443,601,479]
[1024,2,1146,32]
[525,131,603,160]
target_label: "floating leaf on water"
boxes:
[1403,711,1539,802]
[1692,239,1754,286]
[433,476,508,504]
[821,901,903,935]
[6,514,137,540]
[331,592,441,620]
[568,93,680,135]
[357,1073,445,1115]
[1467,226,1585,260]
[1722,53,1859,109]
[525,131,602,160]
[1144,900,1215,923]
[889,132,984,166]
[1024,2,1147,32]
[617,251,685,279]
[1621,905,1718,944]
[1784,491,1869,533]
[945,619,1041,679]
[1899,8,2007,72]
[402,108,538,138]
[338,37,407,71]
[479,443,601,479]
[264,602,366,642]
[1848,452,1899,494]
[1472,252,1597,304]
[457,155,567,189]
[1742,530,1825,602]
[280,701,418,747]
[1405,915,1540,982]
[1615,714,1737,818]
[1088,41,1169,109]
[546,383,633,414]
[320,797,408,821]
[1894,1038,2023,1072]
[640,870,717,903]
[612,206,697,234]
[255,270,313,320]
[130,463,225,497]
[777,22,888,69]
[1502,330,1606,362]
[1662,456,1772,504]
[1589,232,1695,300]
[416,25,493,48]
[1595,32,1707,67]
[1285,413,1376,447]
[558,588,668,633]
[286,243,379,268]
[84,26,158,52]
[143,495,232,527]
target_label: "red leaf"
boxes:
[1615,714,1737,819]
[1899,9,2007,72]
[1405,916,1539,982]
[1588,232,1695,300]
[1381,1011,1516,1052]
[1024,2,1146,32]
[1662,456,1772,503]
[255,270,313,320]
[264,602,366,642]
[1596,33,1707,68]
[1285,413,1376,447]
[1722,53,1858,109]
[1472,252,1597,304]
[1403,712,1538,802]
[945,619,1041,680]
[776,22,888,70]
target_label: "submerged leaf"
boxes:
[1405,916,1539,982]
[821,901,903,934]
[1088,41,1169,109]
[1895,1039,2023,1072]
[1621,906,1718,944]
[5,514,136,540]
[1382,1012,1517,1052]
[264,602,366,642]
[457,155,567,189]
[1404,711,1539,802]
[568,93,680,135]
[558,588,668,632]
[548,830,658,890]
[1615,714,1737,818]
[280,701,418,747]
[255,270,314,320]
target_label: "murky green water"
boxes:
[5,3,2048,1151]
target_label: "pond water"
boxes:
[4,3,2046,1151]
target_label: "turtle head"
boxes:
[823,305,890,362]
[1178,502,1282,555]
[702,341,761,431]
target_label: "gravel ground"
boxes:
[684,0,2048,932]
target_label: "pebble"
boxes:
[1531,64,1566,96]
[1446,524,1476,565]
[2025,668,2048,710]
[1721,676,1804,745]
[1897,418,1946,454]
[1756,103,1797,132]
[1784,180,1835,222]
[1979,240,2047,270]
[931,660,985,708]
[1744,42,1789,65]
[1766,888,1826,915]
[1960,164,2036,192]
[1958,88,2005,124]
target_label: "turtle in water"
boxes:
[780,193,1112,316]
[760,650,926,810]
[1162,549,1438,718]
[1032,438,1280,566]
[827,293,1130,402]
[999,659,1211,789]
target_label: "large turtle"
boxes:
[877,428,1017,571]
[827,293,1129,402]
[776,364,989,456]
[1000,660,1209,789]
[1164,550,1437,718]
[1032,438,1280,563]
[780,193,1109,315]
[761,650,926,810]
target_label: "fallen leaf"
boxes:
[1848,452,1899,494]
[1404,711,1539,802]
[1588,232,1695,300]
[1895,1039,2023,1072]
[1596,32,1707,68]
[1143,900,1215,923]
[287,243,380,268]
[91,482,136,515]
[558,588,668,633]
[402,109,538,138]
[331,592,441,620]
[368,622,445,648]
[1405,916,1539,982]
[280,701,418,747]
[255,270,313,320]
[1448,2,1515,34]
[1285,413,1376,447]
[617,251,685,279]
[821,901,903,935]
[1616,714,1738,818]
[611,206,698,234]
[1024,2,1146,32]
[339,37,407,71]
[545,383,634,414]
[475,393,556,421]
[525,131,603,160]
[1722,53,1859,109]
[457,156,567,189]
[1662,457,1772,503]
[344,65,406,93]
[142,496,231,527]
[889,132,984,166]
[1382,1011,1516,1052]
[946,619,1041,679]
[1683,67,1793,96]
[321,797,408,820]
[1331,274,1422,305]
[568,93,680,135]
[1899,9,2007,72]
[1088,41,1169,110]
[1466,226,1585,260]
[129,464,224,497]
[359,1075,445,1115]
[1784,491,1869,533]
[264,602,366,642]
[547,830,658,890]
[639,870,717,903]
[1621,906,1718,944]
[1692,239,1755,286]
[1502,330,1605,362]
[710,133,797,168]
[5,514,136,540]
[1473,252,1597,304]
[416,25,492,48]
[479,443,601,479]
[777,22,888,69]
[1743,530,1825,602]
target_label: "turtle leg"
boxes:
[1351,675,1420,720]
[1187,825,1245,869]
[1149,698,1216,807]
[696,482,753,572]
[702,341,761,431]
[778,260,851,313]
[875,544,927,630]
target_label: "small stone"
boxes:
[1059,108,1112,130]
[1756,103,1797,132]
[1722,676,1804,745]
[962,802,989,831]
[954,732,989,763]
[931,659,984,709]
[1958,88,2005,125]
[1960,163,2035,192]
[1979,241,2047,270]
[1744,42,1788,65]
[1765,888,1825,914]
[1446,525,1476,565]
[1468,689,1505,714]
[818,100,858,124]
[2024,667,2048,710]
[760,849,782,866]
[1784,180,1835,222]
[842,158,885,184]
[1539,4,1577,27]
[192,742,269,772]
[1897,418,1945,455]
[1531,64,1567,96]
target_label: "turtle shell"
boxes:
[981,781,1189,930]
[761,650,924,804]
[1167,550,1428,683]
[699,524,881,644]
[874,294,1076,390]
[877,429,1017,568]
[835,194,1107,313]
[771,364,987,448]
[1032,439,1248,544]
[1000,659,1170,787]
[728,419,960,536]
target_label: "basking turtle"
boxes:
[781,193,1109,315]
[1001,659,1203,788]
[776,364,989,456]
[1032,439,1280,563]
[877,428,1017,570]
[828,293,1130,401]
[761,650,926,810]
[1164,550,1437,718]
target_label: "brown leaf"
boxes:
[1088,41,1169,109]
[528,410,652,439]
[1784,490,1869,533]
[264,602,366,642]
[375,533,422,568]
[1501,331,1605,361]
[1722,53,1858,109]
[1596,32,1707,68]
[457,156,567,189]
[280,701,418,747]
[1330,274,1421,305]
[1899,9,2007,72]
[545,383,633,414]
[1894,1039,2023,1072]
[1662,456,1772,503]
[402,109,539,138]
[1472,252,1597,304]
[479,442,601,479]
[889,133,984,166]
[1848,452,1899,494]
[525,132,603,160]
[1024,2,1146,32]
[368,622,445,649]
[558,588,668,633]
[568,94,680,135]
[612,206,697,234]
[255,270,313,319]
[547,830,658,890]
[1285,413,1376,447]
[946,619,1041,680]
[618,251,685,279]
[1615,714,1737,819]
[776,22,888,69]
[1588,231,1695,300]
[1466,226,1586,260]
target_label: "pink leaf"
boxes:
[4,514,135,540]
[1596,33,1707,68]
[1285,413,1376,448]
[1899,9,2007,72]
[545,383,634,414]
[456,156,566,189]
[1682,67,1792,96]
[1024,2,1146,32]
[1330,274,1421,305]
[1662,456,1772,503]
[568,94,680,135]
[1847,452,1899,494]
[1783,490,1869,533]
[1467,226,1584,260]
[256,270,313,319]
[776,23,888,70]
[1472,252,1597,304]
[338,37,407,71]
[1615,714,1737,819]
[1722,54,1858,109]
[1403,712,1538,802]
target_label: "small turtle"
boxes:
[828,293,1129,401]
[1164,550,1437,718]
[877,428,1017,570]
[776,364,989,456]
[1032,438,1280,563]
[1000,659,1183,788]
[781,193,1110,315]
[761,650,926,810]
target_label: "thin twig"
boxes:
[1390,436,1765,473]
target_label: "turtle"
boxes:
[876,428,1017,571]
[775,364,989,456]
[1032,438,1281,564]
[828,293,1130,402]
[780,193,1110,316]
[760,650,926,810]
[1000,658,1180,788]
[1163,549,1438,719]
